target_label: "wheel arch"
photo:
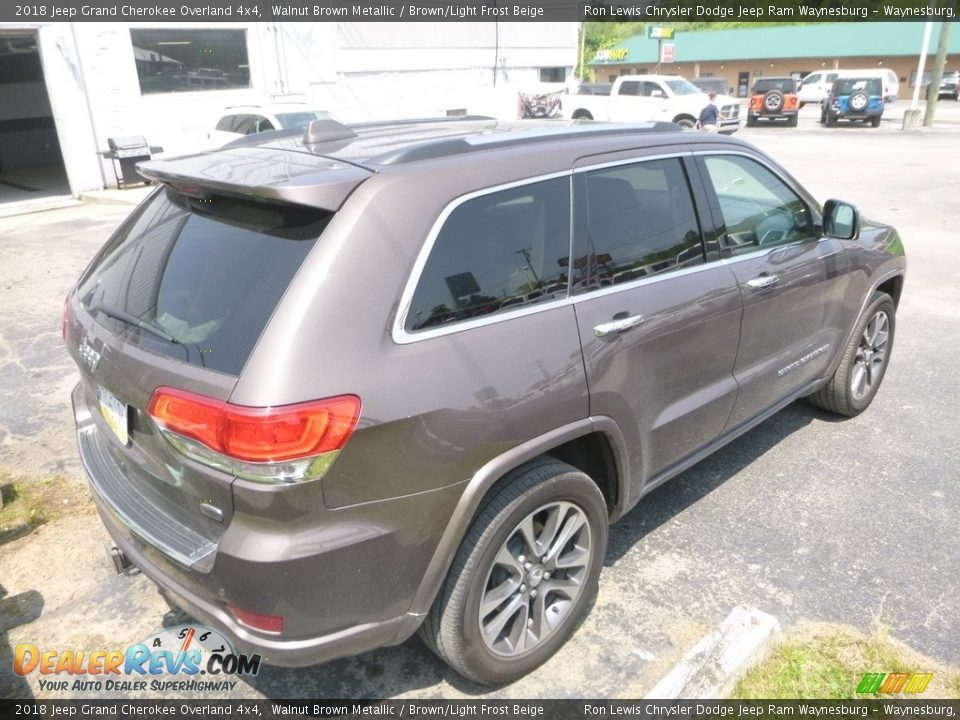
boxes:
[672,113,697,127]
[405,417,629,617]
[820,268,905,384]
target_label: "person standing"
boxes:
[697,91,719,132]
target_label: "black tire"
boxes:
[763,90,785,113]
[808,292,896,417]
[571,110,593,120]
[746,115,757,127]
[870,116,881,128]
[787,113,798,127]
[825,111,837,127]
[672,115,697,129]
[420,457,608,685]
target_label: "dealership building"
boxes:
[0,21,576,207]
[590,22,959,99]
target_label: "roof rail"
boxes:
[369,121,683,165]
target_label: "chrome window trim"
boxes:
[391,148,826,345]
[572,150,690,174]
[392,170,574,346]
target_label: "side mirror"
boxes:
[651,90,666,99]
[822,199,860,240]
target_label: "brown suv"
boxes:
[65,118,905,684]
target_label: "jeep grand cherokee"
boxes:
[65,118,906,684]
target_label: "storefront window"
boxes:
[130,29,250,94]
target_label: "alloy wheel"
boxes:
[478,501,592,657]
[851,310,890,401]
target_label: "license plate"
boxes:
[98,386,129,446]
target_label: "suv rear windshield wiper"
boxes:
[91,302,207,367]
[91,302,176,343]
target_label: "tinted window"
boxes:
[406,177,571,332]
[754,78,795,93]
[701,155,814,254]
[131,29,250,95]
[618,81,640,96]
[215,115,235,132]
[835,78,882,96]
[573,158,704,293]
[77,189,331,375]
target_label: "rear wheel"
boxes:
[825,111,837,127]
[571,110,593,121]
[420,458,608,685]
[809,292,896,417]
[746,115,757,127]
[870,116,881,128]
[787,113,798,127]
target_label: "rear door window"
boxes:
[405,177,571,332]
[572,157,704,292]
[77,188,331,375]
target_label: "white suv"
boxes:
[208,104,337,146]
[798,71,840,107]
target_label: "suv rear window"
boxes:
[77,188,331,375]
[835,78,882,96]
[754,79,796,94]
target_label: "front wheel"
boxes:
[673,115,697,129]
[809,292,896,417]
[419,458,608,685]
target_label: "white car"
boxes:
[799,68,899,107]
[208,104,337,146]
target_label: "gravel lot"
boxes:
[1,104,958,700]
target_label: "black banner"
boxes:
[3,700,960,720]
[2,0,958,23]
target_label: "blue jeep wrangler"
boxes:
[822,77,884,127]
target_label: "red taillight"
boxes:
[227,603,284,634]
[147,387,361,464]
[147,388,223,451]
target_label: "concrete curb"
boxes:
[645,605,782,699]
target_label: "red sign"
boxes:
[660,43,676,64]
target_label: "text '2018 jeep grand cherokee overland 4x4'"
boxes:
[65,118,906,685]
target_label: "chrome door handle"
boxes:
[593,314,645,338]
[746,274,780,291]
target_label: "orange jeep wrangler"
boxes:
[747,77,800,127]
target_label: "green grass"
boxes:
[0,470,92,544]
[734,626,960,699]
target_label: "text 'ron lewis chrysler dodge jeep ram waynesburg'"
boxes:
[65,117,905,684]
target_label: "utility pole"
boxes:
[924,21,953,127]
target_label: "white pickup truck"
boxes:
[561,75,741,134]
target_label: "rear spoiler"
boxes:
[137,147,373,211]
